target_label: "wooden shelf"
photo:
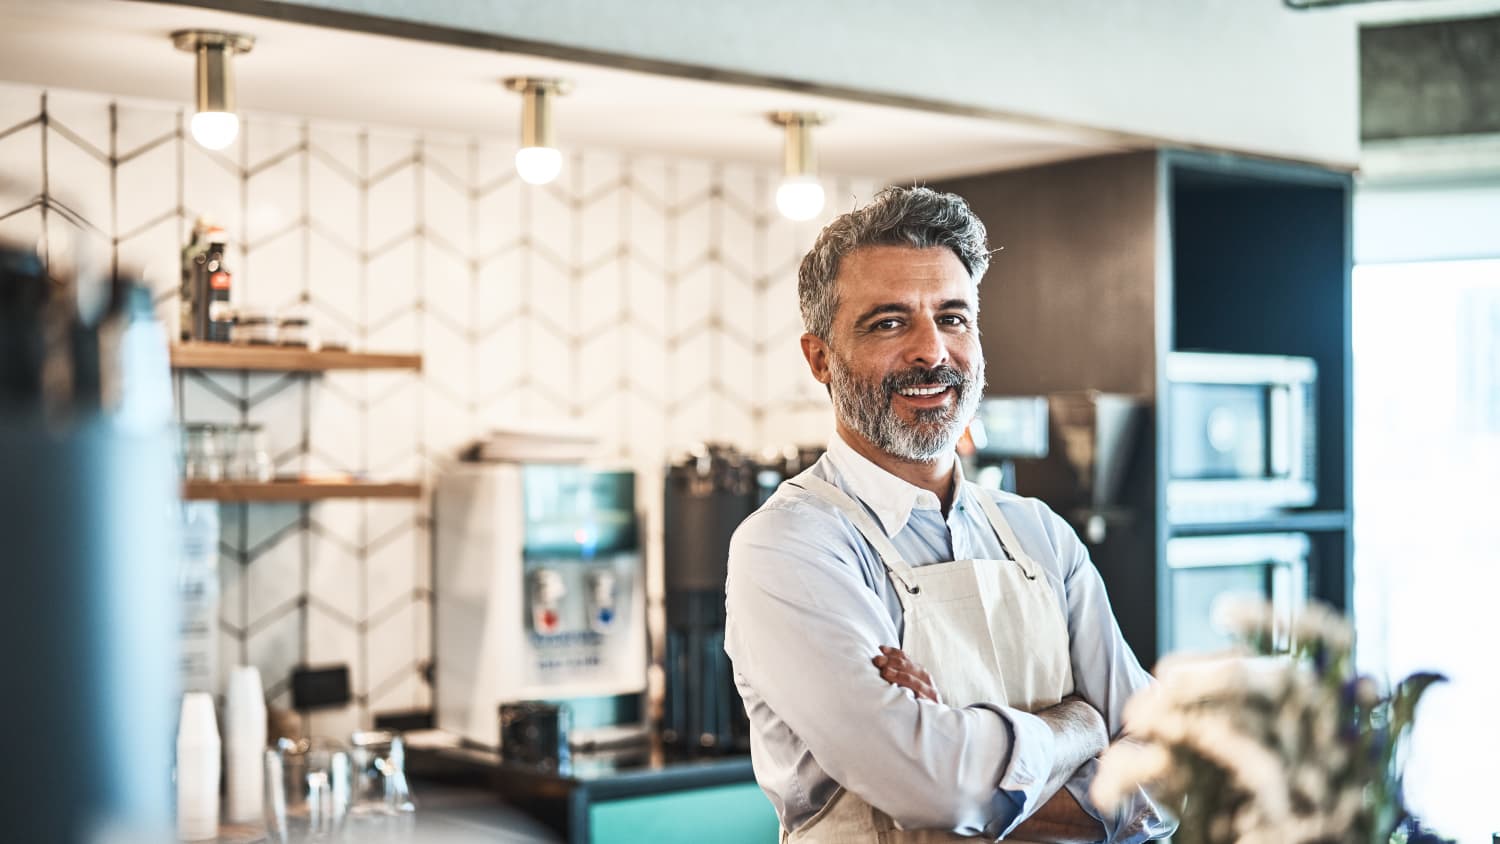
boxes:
[170,342,422,372]
[183,479,422,502]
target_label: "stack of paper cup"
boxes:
[224,666,268,825]
[176,692,220,841]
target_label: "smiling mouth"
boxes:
[897,384,950,398]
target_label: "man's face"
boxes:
[804,245,985,463]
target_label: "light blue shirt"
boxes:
[724,434,1172,841]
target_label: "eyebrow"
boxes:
[853,299,974,326]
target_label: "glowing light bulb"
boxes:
[776,177,825,221]
[515,146,562,185]
[190,111,239,150]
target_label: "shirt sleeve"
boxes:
[1039,502,1177,842]
[1063,758,1176,844]
[724,501,1059,837]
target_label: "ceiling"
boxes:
[0,0,1141,182]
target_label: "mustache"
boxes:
[882,365,966,395]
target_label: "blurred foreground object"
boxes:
[1091,596,1448,844]
[0,233,179,843]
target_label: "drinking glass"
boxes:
[348,730,416,815]
[263,738,351,843]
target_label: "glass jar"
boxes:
[227,424,274,482]
[182,424,224,481]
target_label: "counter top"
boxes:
[204,735,763,843]
[213,781,561,844]
[408,740,757,801]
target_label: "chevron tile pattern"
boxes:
[0,81,880,731]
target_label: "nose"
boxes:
[904,318,950,370]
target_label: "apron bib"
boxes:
[781,474,1073,843]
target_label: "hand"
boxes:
[872,645,939,703]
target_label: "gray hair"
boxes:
[797,185,991,342]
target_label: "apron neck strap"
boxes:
[968,484,1039,579]
[786,473,921,595]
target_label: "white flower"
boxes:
[1090,741,1170,813]
[1292,602,1354,654]
[1211,592,1276,639]
[1291,761,1328,808]
[1096,598,1436,844]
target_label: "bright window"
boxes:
[1353,259,1500,844]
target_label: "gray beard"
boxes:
[827,352,985,463]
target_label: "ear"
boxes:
[800,333,833,386]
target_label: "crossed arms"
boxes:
[875,646,1107,843]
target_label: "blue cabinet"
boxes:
[590,782,778,844]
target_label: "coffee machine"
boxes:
[434,462,647,750]
[966,397,1051,492]
[661,443,821,754]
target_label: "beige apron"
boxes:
[783,474,1074,844]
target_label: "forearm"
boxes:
[1034,698,1107,799]
[975,697,1106,841]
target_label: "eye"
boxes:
[872,318,902,331]
[938,314,969,327]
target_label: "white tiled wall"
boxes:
[0,81,880,731]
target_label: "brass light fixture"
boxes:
[770,112,826,221]
[172,30,255,151]
[504,77,571,185]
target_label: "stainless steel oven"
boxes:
[1165,532,1309,654]
[1166,352,1317,523]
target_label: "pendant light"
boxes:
[172,30,255,151]
[504,77,571,185]
[770,112,826,221]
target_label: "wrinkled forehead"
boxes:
[832,245,977,315]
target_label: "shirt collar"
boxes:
[824,431,963,538]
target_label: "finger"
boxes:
[882,649,923,669]
[884,664,937,699]
[880,667,936,699]
[892,678,937,702]
[882,652,929,682]
[881,668,916,691]
[871,654,887,668]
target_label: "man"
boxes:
[724,186,1171,843]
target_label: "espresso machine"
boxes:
[966,396,1051,492]
[433,462,647,750]
[661,443,821,754]
[1043,391,1147,544]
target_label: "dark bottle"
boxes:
[179,218,211,342]
[197,234,234,343]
